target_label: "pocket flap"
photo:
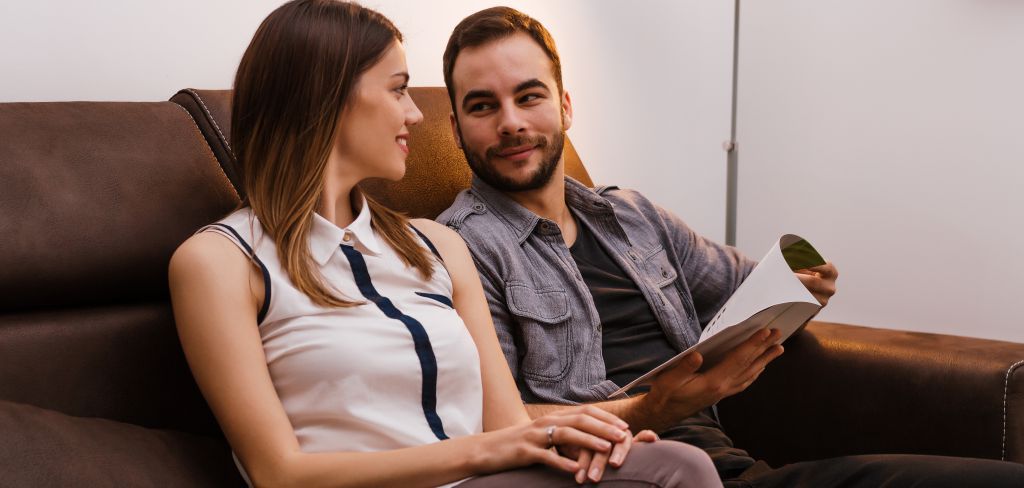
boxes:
[644,247,678,287]
[506,282,571,323]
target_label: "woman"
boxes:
[168,1,720,486]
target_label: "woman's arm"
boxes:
[409,219,531,431]
[411,220,643,484]
[169,231,614,487]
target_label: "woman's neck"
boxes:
[317,183,361,229]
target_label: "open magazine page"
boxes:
[608,234,825,398]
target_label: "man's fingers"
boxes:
[811,262,838,280]
[735,345,784,388]
[634,429,660,443]
[656,351,703,385]
[796,269,837,306]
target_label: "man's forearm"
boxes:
[524,394,682,434]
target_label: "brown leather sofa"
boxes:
[2,87,1022,485]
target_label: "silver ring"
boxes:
[546,425,557,448]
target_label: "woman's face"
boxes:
[332,40,424,182]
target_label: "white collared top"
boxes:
[203,197,483,465]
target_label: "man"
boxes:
[436,6,1024,487]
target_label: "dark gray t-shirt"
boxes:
[569,217,678,390]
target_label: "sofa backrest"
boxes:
[170,86,594,217]
[0,101,241,435]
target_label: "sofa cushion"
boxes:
[0,303,219,435]
[0,399,242,487]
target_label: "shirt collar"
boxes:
[309,193,383,265]
[469,175,616,245]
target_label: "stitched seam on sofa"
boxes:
[185,88,233,155]
[174,104,241,201]
[1002,359,1024,460]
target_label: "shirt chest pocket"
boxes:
[643,246,678,287]
[505,282,573,382]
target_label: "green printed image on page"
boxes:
[782,238,826,271]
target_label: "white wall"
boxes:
[736,0,1024,341]
[0,0,735,242]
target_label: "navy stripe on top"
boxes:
[210,223,272,325]
[340,244,450,440]
[415,292,454,308]
[410,225,444,263]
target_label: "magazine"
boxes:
[608,234,826,398]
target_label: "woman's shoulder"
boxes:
[169,208,260,285]
[170,231,251,282]
[409,218,467,258]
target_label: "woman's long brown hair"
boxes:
[231,0,433,307]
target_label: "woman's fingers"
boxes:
[535,445,580,474]
[588,447,612,483]
[574,449,593,484]
[607,429,633,467]
[545,412,628,445]
[550,424,614,452]
[555,404,629,430]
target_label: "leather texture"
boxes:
[718,321,1024,466]
[171,87,593,220]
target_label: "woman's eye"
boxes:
[394,84,408,95]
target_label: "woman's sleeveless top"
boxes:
[202,201,483,458]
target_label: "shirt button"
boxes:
[540,222,550,231]
[342,232,352,243]
[662,269,670,278]
[472,203,485,212]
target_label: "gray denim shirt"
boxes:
[437,176,756,404]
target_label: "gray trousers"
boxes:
[457,441,723,487]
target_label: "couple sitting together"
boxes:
[168,1,1024,486]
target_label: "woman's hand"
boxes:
[472,405,630,477]
[565,428,661,484]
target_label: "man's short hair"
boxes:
[443,6,563,110]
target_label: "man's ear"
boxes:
[561,90,574,131]
[449,112,462,148]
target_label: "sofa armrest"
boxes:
[716,321,1024,467]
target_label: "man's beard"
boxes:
[459,129,565,193]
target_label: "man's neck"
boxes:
[504,165,577,246]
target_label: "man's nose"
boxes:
[497,107,527,136]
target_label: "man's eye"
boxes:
[468,102,494,113]
[520,94,542,103]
